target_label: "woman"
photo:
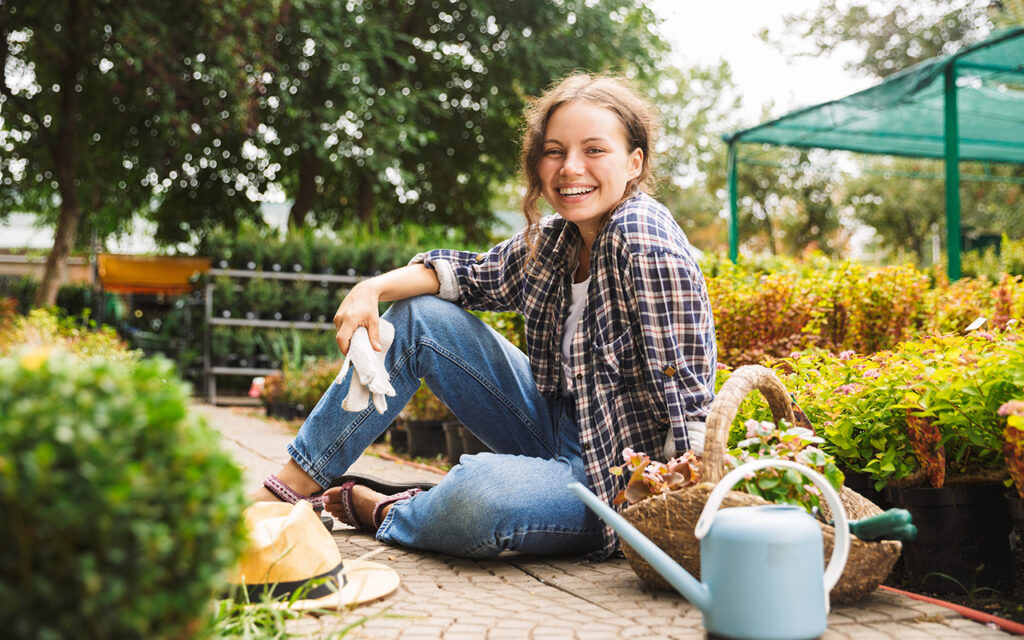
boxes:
[254,73,717,560]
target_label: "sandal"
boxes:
[329,479,428,531]
[327,472,438,494]
[262,473,334,531]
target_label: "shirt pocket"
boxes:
[592,329,643,391]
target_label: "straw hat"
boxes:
[228,501,399,610]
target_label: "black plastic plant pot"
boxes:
[443,420,465,463]
[1007,490,1024,535]
[884,483,1014,593]
[841,469,891,510]
[389,423,408,454]
[405,420,447,458]
[460,426,491,456]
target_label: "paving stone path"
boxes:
[196,402,1015,639]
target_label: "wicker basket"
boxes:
[620,365,901,604]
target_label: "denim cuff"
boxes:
[408,253,459,302]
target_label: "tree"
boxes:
[844,158,1024,265]
[245,0,670,239]
[1,0,263,306]
[650,61,741,252]
[761,0,1008,79]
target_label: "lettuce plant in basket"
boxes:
[728,419,845,512]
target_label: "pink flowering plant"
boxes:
[610,448,702,505]
[727,419,844,512]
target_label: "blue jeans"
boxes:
[288,295,604,558]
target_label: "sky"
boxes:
[651,0,873,124]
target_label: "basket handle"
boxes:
[702,365,795,484]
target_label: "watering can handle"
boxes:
[694,459,851,595]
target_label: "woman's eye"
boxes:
[544,149,564,157]
[587,147,605,154]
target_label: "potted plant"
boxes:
[232,225,265,271]
[232,326,257,369]
[280,230,313,273]
[286,280,314,322]
[768,328,1023,592]
[211,326,235,367]
[399,381,452,458]
[312,235,336,275]
[212,276,238,319]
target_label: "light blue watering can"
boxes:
[570,459,850,640]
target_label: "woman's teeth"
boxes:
[559,187,595,196]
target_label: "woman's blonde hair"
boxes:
[519,73,659,254]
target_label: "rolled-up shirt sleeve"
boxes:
[631,250,717,454]
[408,233,528,313]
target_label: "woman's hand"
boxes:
[333,279,384,355]
[332,263,443,355]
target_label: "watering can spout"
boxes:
[567,483,713,612]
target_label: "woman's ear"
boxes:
[628,148,643,180]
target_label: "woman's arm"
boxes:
[333,264,440,354]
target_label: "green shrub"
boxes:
[0,348,247,639]
[725,328,1024,489]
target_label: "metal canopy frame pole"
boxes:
[944,62,962,281]
[727,140,739,262]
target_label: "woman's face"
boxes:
[537,101,643,238]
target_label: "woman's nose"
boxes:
[560,149,585,175]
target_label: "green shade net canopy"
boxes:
[724,26,1024,278]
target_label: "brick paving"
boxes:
[196,402,1016,639]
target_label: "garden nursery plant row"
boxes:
[2,248,1024,634]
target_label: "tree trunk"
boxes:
[288,152,319,228]
[357,173,374,223]
[34,7,82,309]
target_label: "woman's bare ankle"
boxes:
[351,484,388,529]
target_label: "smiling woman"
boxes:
[251,73,717,564]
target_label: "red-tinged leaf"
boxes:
[906,409,945,488]
[623,478,653,505]
[1004,421,1024,499]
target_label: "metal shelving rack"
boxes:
[203,268,365,405]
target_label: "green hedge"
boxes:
[0,349,246,639]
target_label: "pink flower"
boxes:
[864,369,881,378]
[998,401,1024,417]
[838,350,855,361]
[836,383,862,395]
[621,447,637,462]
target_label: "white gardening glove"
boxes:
[335,318,397,414]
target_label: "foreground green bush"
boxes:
[0,348,246,639]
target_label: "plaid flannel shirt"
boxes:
[412,191,717,559]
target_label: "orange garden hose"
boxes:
[879,585,1024,635]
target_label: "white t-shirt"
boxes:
[560,276,591,395]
